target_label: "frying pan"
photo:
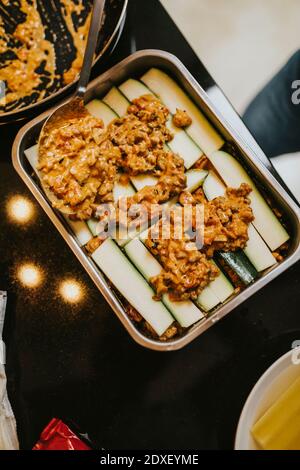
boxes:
[0,0,128,124]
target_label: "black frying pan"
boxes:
[0,0,127,124]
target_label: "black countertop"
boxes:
[1,0,300,450]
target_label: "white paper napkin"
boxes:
[0,292,19,450]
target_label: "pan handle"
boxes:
[77,0,106,99]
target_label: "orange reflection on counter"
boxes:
[6,195,35,224]
[59,279,84,304]
[17,263,43,288]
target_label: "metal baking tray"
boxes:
[12,49,300,351]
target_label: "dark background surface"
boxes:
[0,0,299,450]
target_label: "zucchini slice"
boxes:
[118,79,203,169]
[209,260,235,303]
[86,99,117,125]
[218,251,258,285]
[196,258,234,311]
[24,145,93,246]
[208,151,289,251]
[203,171,277,272]
[24,143,39,170]
[167,116,203,169]
[62,218,93,246]
[125,239,204,328]
[86,218,99,237]
[89,183,137,239]
[130,174,158,192]
[130,169,207,194]
[186,169,208,193]
[113,180,136,201]
[92,239,174,336]
[141,68,224,155]
[244,225,277,272]
[119,78,153,101]
[202,170,226,200]
[103,86,129,116]
[196,287,220,313]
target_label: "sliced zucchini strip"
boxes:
[118,79,202,169]
[203,171,277,272]
[186,169,208,193]
[103,86,129,117]
[117,230,145,249]
[130,174,158,192]
[244,225,277,272]
[208,151,289,251]
[92,239,174,336]
[141,68,224,155]
[86,218,100,237]
[87,100,133,203]
[24,143,39,170]
[202,170,226,200]
[130,169,207,195]
[133,169,208,241]
[113,180,136,201]
[125,239,204,328]
[209,260,235,303]
[119,78,153,102]
[24,145,92,246]
[86,99,117,125]
[218,251,257,285]
[196,287,220,313]
[167,116,202,169]
[63,219,93,246]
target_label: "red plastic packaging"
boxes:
[33,418,91,450]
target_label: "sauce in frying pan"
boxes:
[0,0,91,113]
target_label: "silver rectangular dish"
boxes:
[12,49,300,351]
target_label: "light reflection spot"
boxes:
[7,196,35,224]
[17,263,43,288]
[59,279,84,304]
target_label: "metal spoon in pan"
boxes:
[38,0,106,215]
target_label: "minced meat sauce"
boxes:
[38,114,118,218]
[145,183,254,301]
[180,183,254,257]
[39,93,254,303]
[146,233,220,302]
[0,0,91,112]
[39,94,186,219]
[173,108,192,128]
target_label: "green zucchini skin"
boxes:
[218,251,258,285]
